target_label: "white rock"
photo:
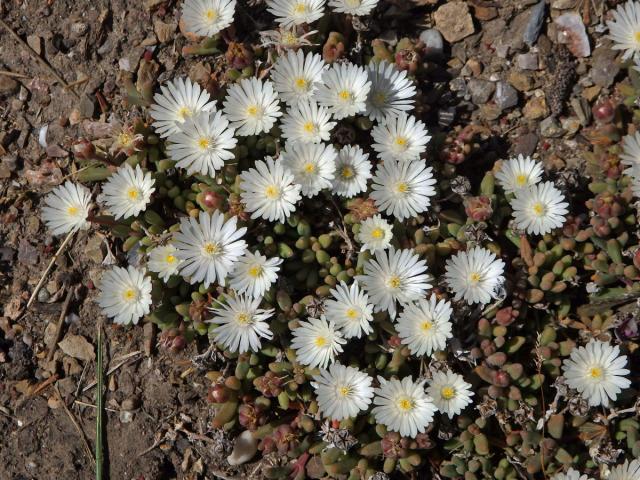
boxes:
[226,430,257,466]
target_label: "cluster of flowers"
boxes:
[36,0,640,474]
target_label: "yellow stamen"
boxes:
[373,91,386,106]
[248,265,262,278]
[371,227,384,239]
[395,137,407,147]
[388,275,401,289]
[118,132,133,146]
[265,185,280,199]
[282,31,297,45]
[177,106,191,120]
[532,202,545,216]
[341,166,354,179]
[203,242,220,256]
[515,174,527,186]
[293,3,307,14]
[67,206,79,216]
[589,367,603,379]
[338,386,351,397]
[198,137,210,150]
[440,386,455,400]
[303,162,315,174]
[397,397,414,411]
[205,9,218,21]
[165,254,176,264]
[236,313,250,325]
[294,77,308,89]
[469,272,481,284]
[420,320,432,331]
[247,105,259,116]
[346,308,358,319]
[122,288,137,301]
[127,188,140,201]
[314,336,327,347]
[635,31,640,43]
[303,121,316,133]
[338,90,351,101]
[396,182,408,194]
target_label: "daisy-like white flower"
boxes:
[239,156,302,223]
[166,111,237,176]
[365,61,416,123]
[562,340,631,407]
[444,247,505,305]
[41,181,92,236]
[329,0,378,16]
[324,281,374,339]
[222,78,282,136]
[371,376,437,438]
[147,244,182,282]
[181,0,236,37]
[271,49,326,106]
[281,101,336,144]
[332,145,372,198]
[357,248,431,319]
[370,159,437,221]
[607,0,640,61]
[609,459,640,480]
[280,142,336,197]
[426,371,474,418]
[356,214,393,252]
[396,295,453,357]
[266,0,325,28]
[627,164,640,198]
[311,363,374,420]
[550,469,593,480]
[229,250,283,298]
[97,266,152,325]
[101,164,155,220]
[495,154,543,194]
[315,63,371,120]
[291,317,346,369]
[149,77,215,138]
[173,211,247,287]
[208,294,274,353]
[511,181,569,235]
[371,113,430,162]
[620,131,640,168]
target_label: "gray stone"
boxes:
[513,133,539,157]
[516,53,539,70]
[468,79,495,104]
[523,1,546,47]
[434,1,475,43]
[420,29,444,55]
[494,81,518,110]
[540,116,565,138]
[591,41,620,87]
[0,76,19,97]
[555,12,591,57]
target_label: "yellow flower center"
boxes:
[341,166,354,179]
[265,184,280,199]
[420,320,433,331]
[127,187,140,201]
[373,91,386,106]
[469,272,481,284]
[532,202,546,216]
[346,308,358,319]
[118,132,133,146]
[205,9,218,22]
[293,3,307,14]
[303,162,316,174]
[303,121,316,133]
[122,288,137,301]
[371,227,384,239]
[338,386,351,397]
[395,136,408,147]
[177,106,192,120]
[247,105,260,117]
[314,336,327,347]
[198,137,211,150]
[248,265,262,278]
[396,397,414,411]
[203,242,220,256]
[346,0,361,6]
[67,206,79,216]
[388,275,401,289]
[635,31,640,44]
[589,367,603,379]
[338,90,352,101]
[165,254,176,264]
[441,386,456,400]
[236,313,250,325]
[515,174,527,186]
[283,31,298,45]
[396,182,409,194]
[294,77,308,89]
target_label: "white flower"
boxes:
[312,363,374,420]
[101,164,155,220]
[147,244,182,282]
[562,340,631,407]
[511,181,569,235]
[229,250,283,298]
[266,0,325,27]
[280,142,336,197]
[239,156,302,223]
[550,469,593,480]
[396,295,453,357]
[291,316,346,369]
[208,294,274,353]
[181,0,236,37]
[426,371,474,418]
[329,0,378,16]
[609,459,640,480]
[222,78,282,136]
[444,247,505,305]
[371,376,437,438]
[365,61,416,123]
[41,181,92,236]
[324,281,374,339]
[166,111,237,177]
[315,63,371,120]
[173,211,247,287]
[631,166,640,198]
[357,247,431,319]
[371,113,430,162]
[356,214,393,252]
[149,77,216,138]
[271,49,326,106]
[331,145,372,198]
[281,101,336,144]
[495,154,543,194]
[620,131,640,168]
[607,0,640,61]
[370,159,437,221]
[97,266,152,325]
